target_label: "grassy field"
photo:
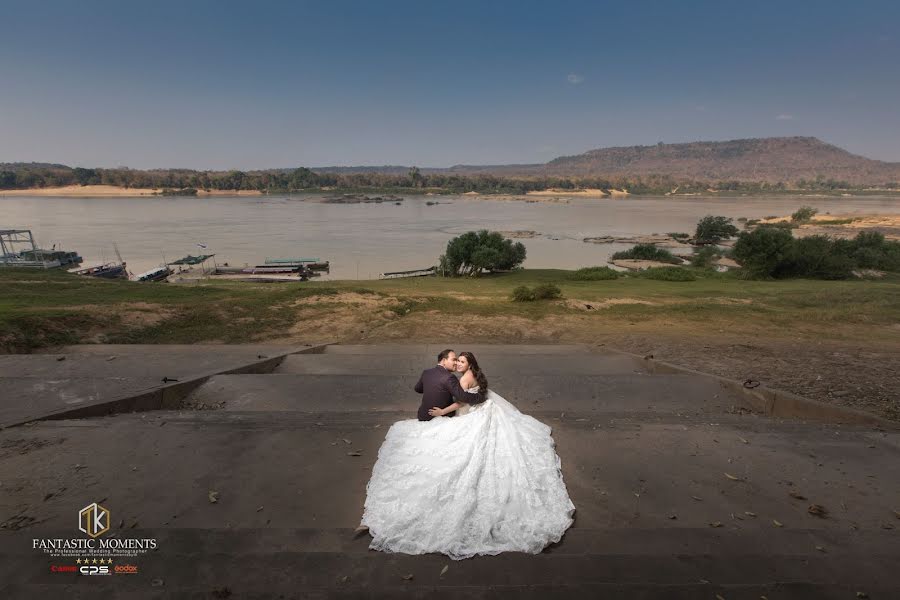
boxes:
[2,267,899,348]
[2,267,898,419]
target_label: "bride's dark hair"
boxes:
[458,351,488,392]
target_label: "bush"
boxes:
[791,206,818,222]
[532,283,562,300]
[639,267,696,281]
[511,286,536,302]
[695,215,739,244]
[786,235,854,279]
[690,246,721,269]
[511,283,562,301]
[733,229,900,279]
[667,232,690,240]
[732,227,795,278]
[611,244,682,264]
[439,230,527,277]
[569,266,620,281]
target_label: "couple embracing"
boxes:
[360,349,575,560]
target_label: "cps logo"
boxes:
[80,565,110,576]
[78,502,110,538]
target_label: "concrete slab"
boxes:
[185,373,746,415]
[325,344,593,355]
[275,353,649,376]
[0,410,898,596]
[0,345,320,428]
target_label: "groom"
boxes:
[415,349,485,421]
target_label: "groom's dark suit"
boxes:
[415,365,485,421]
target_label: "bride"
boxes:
[360,351,575,560]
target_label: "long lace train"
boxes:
[360,389,575,560]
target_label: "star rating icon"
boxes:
[75,557,114,564]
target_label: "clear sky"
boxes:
[1,0,898,169]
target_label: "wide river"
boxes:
[2,193,898,279]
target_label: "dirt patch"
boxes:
[293,292,392,308]
[610,259,684,271]
[564,298,657,311]
[59,303,176,330]
[608,334,900,422]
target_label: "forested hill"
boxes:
[315,137,900,185]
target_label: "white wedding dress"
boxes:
[360,387,575,560]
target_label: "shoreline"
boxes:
[2,184,900,199]
[0,185,263,197]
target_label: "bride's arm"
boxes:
[428,402,461,417]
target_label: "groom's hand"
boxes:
[428,407,443,417]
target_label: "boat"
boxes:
[379,266,435,279]
[0,229,83,269]
[69,262,128,279]
[135,265,172,282]
[18,249,83,267]
[258,259,329,272]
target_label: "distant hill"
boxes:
[533,137,900,184]
[314,137,900,185]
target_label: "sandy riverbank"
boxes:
[526,188,610,197]
[0,185,263,197]
[760,213,900,240]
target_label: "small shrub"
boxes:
[569,266,620,281]
[532,283,562,300]
[667,232,690,240]
[639,267,696,281]
[611,244,682,264]
[791,206,818,222]
[690,246,721,269]
[511,286,536,302]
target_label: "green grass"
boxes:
[2,267,899,351]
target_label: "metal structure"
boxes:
[0,229,50,268]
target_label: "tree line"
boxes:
[1,164,895,195]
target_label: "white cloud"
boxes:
[567,73,584,85]
[776,114,794,120]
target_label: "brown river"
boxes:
[2,193,898,279]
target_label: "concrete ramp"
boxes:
[0,344,319,428]
[1,343,897,598]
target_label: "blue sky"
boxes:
[1,0,898,169]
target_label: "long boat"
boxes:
[379,266,436,279]
[262,258,329,271]
[69,262,128,279]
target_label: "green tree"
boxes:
[694,215,739,244]
[439,230,526,277]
